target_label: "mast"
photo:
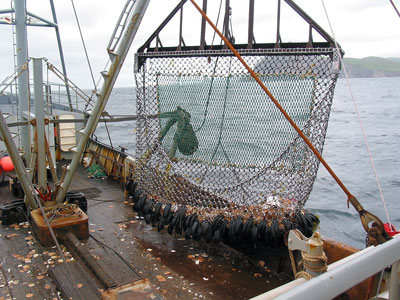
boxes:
[15,0,30,164]
[55,0,151,203]
[49,0,73,111]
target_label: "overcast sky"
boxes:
[0,0,399,89]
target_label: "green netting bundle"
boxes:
[159,106,199,157]
[87,164,106,179]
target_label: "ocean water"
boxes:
[96,77,400,249]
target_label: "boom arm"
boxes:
[55,0,151,203]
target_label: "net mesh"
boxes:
[133,48,341,223]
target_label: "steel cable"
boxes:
[70,0,97,90]
[389,0,400,18]
[320,0,392,226]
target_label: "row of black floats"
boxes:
[126,180,319,248]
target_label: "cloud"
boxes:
[1,0,399,88]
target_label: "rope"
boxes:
[194,57,218,133]
[194,0,225,133]
[210,0,224,48]
[302,251,328,273]
[199,63,232,184]
[389,0,400,18]
[295,271,312,280]
[288,247,328,279]
[104,120,114,150]
[320,0,392,225]
[70,0,97,90]
[288,248,298,277]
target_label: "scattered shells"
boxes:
[156,275,166,282]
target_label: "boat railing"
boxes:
[0,81,82,113]
[252,234,400,300]
[44,81,81,112]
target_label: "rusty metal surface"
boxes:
[30,206,88,247]
[322,237,374,300]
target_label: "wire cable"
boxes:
[320,0,392,225]
[389,0,400,18]
[89,233,140,275]
[70,0,97,90]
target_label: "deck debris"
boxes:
[5,233,18,238]
[156,275,166,282]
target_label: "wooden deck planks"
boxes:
[78,167,286,300]
[0,162,291,300]
[0,224,60,300]
[49,261,102,300]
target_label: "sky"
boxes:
[0,0,399,89]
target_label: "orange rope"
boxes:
[189,0,353,201]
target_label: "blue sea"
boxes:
[96,77,400,249]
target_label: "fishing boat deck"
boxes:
[0,162,293,300]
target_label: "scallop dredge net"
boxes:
[130,48,342,247]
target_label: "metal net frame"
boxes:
[133,48,341,224]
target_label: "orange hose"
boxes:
[189,0,353,200]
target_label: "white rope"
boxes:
[320,0,392,225]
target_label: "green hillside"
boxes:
[388,57,400,63]
[343,56,400,72]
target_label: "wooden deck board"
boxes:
[49,261,102,300]
[76,165,288,300]
[85,237,142,286]
[0,224,60,300]
[0,162,291,300]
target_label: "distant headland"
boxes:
[341,57,400,78]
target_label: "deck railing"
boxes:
[252,235,400,300]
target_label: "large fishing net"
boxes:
[129,48,341,246]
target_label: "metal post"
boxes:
[224,0,230,40]
[275,0,281,48]
[49,0,73,111]
[307,24,313,48]
[0,111,36,209]
[15,0,31,163]
[389,261,400,300]
[247,0,254,49]
[199,0,207,50]
[55,0,150,203]
[178,6,183,51]
[32,58,47,190]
